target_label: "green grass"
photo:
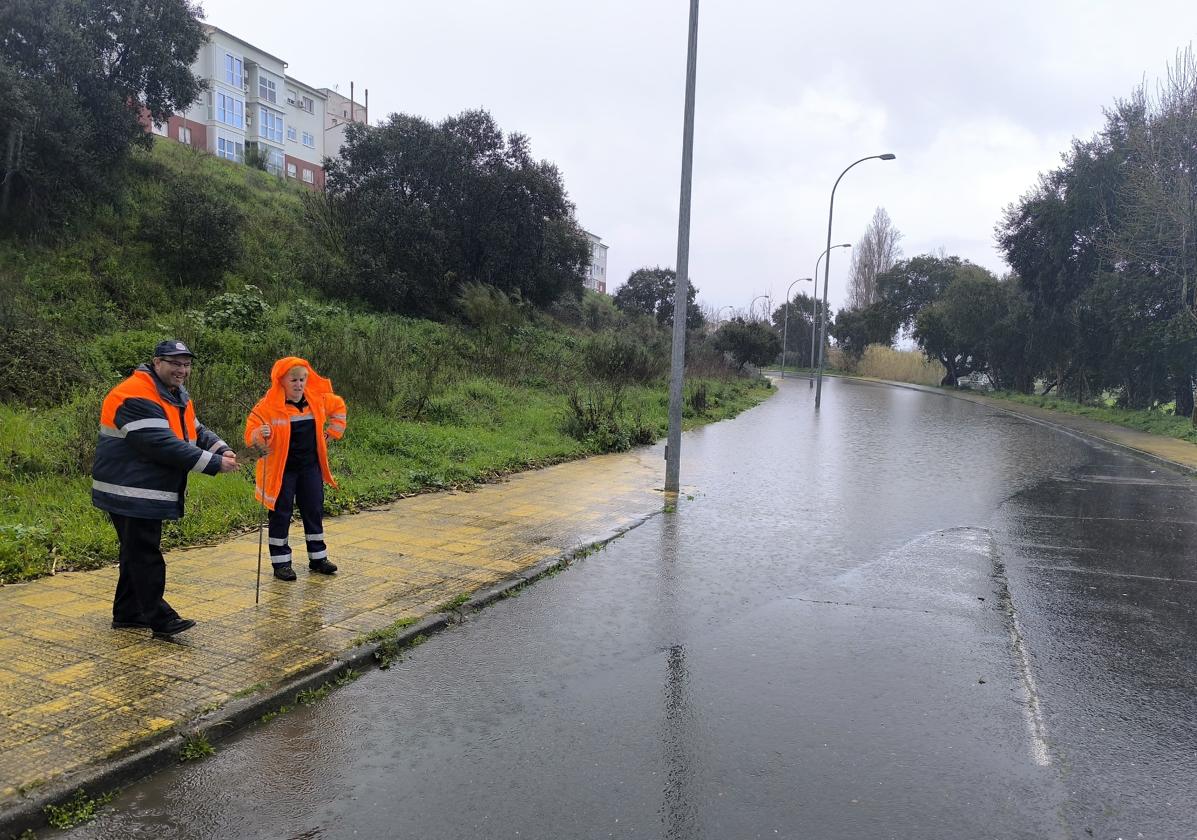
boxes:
[986,390,1197,443]
[0,376,769,583]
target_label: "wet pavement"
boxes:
[54,378,1197,839]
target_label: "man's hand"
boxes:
[219,452,239,473]
[258,424,271,440]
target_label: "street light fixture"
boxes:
[749,294,771,323]
[809,243,851,388]
[781,277,813,379]
[815,153,896,409]
[715,304,734,323]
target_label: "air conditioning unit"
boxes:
[245,114,253,126]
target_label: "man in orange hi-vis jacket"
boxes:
[245,357,347,581]
[93,339,239,639]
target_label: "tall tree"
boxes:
[324,110,590,316]
[0,0,206,232]
[612,267,704,330]
[847,207,903,309]
[770,292,825,367]
[712,319,780,371]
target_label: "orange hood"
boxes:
[264,356,333,409]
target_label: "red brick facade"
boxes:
[165,115,208,151]
[284,153,325,190]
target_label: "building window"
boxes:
[287,126,297,142]
[286,162,297,178]
[301,96,314,114]
[259,107,283,143]
[286,88,297,106]
[216,92,244,128]
[302,169,314,184]
[216,134,243,163]
[258,73,277,104]
[177,125,191,144]
[266,147,284,176]
[224,53,243,87]
[302,131,314,148]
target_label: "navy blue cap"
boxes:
[154,339,194,358]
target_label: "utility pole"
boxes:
[664,0,700,495]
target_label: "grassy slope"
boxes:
[0,140,773,582]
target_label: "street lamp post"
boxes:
[715,304,734,323]
[781,277,812,379]
[809,243,852,388]
[749,294,771,323]
[815,153,896,409]
[664,0,700,495]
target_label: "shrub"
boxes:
[856,344,945,386]
[140,173,245,288]
[562,383,655,452]
[581,291,620,331]
[686,382,709,415]
[458,282,525,376]
[196,284,270,332]
[283,298,348,334]
[581,331,667,386]
[309,315,466,413]
[0,315,94,405]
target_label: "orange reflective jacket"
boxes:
[244,357,347,511]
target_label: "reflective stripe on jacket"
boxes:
[91,365,231,520]
[244,357,347,511]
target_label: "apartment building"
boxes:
[151,25,366,189]
[321,86,368,161]
[583,231,609,294]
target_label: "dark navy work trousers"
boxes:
[267,465,327,566]
[110,512,179,628]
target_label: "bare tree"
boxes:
[847,207,903,309]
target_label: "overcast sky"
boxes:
[198,0,1193,315]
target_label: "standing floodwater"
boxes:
[64,377,1197,840]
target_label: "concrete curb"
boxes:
[0,510,660,839]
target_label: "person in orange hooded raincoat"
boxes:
[245,358,347,581]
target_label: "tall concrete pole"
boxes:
[664,0,700,495]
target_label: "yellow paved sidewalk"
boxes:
[0,447,666,814]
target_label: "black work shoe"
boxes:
[112,618,152,630]
[151,617,196,639]
[308,558,338,575]
[273,563,297,581]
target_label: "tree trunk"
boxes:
[1176,381,1194,418]
[940,356,957,387]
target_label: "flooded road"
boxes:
[65,377,1197,839]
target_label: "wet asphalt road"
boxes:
[63,377,1197,840]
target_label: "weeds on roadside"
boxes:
[437,592,470,612]
[43,789,115,829]
[179,733,215,762]
[232,682,266,699]
[259,705,292,724]
[297,668,361,705]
